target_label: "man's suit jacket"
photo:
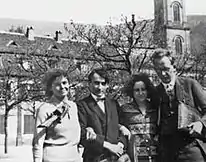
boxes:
[77,94,126,162]
[157,76,206,156]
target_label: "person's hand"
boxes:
[188,121,203,135]
[119,125,131,140]
[117,153,131,162]
[86,127,96,140]
[117,142,124,150]
[104,142,124,157]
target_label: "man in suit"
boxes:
[77,68,128,162]
[151,48,206,162]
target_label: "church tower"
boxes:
[154,0,190,55]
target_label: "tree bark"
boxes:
[16,105,22,146]
[4,110,8,154]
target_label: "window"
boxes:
[48,58,59,68]
[24,115,34,134]
[173,3,180,22]
[175,37,183,54]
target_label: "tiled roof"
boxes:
[0,32,93,60]
[0,19,155,61]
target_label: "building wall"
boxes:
[154,0,167,48]
[154,0,190,55]
[0,114,17,145]
[0,107,34,145]
[166,28,190,54]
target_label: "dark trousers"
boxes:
[159,133,206,162]
[83,153,131,162]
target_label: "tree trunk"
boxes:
[4,110,8,154]
[16,105,22,146]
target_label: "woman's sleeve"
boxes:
[70,101,81,144]
[32,104,48,162]
[118,104,125,125]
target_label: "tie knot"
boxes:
[96,97,105,102]
[165,84,173,91]
[166,89,174,97]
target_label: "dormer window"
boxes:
[48,57,59,68]
[48,44,61,51]
[6,40,19,47]
[22,60,30,70]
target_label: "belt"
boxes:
[135,146,157,156]
[129,123,157,134]
[43,142,67,147]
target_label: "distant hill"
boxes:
[0,18,68,37]
[1,15,206,49]
[186,15,206,55]
[1,15,206,36]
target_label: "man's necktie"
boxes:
[96,97,105,102]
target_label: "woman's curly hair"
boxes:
[123,73,159,107]
[42,69,69,98]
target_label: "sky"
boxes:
[0,0,206,25]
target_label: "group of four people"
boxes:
[32,48,206,162]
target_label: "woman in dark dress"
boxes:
[119,73,159,162]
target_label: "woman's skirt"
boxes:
[43,143,81,162]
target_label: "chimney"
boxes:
[25,26,34,41]
[54,30,62,43]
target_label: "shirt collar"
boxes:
[162,75,176,91]
[91,93,105,102]
[49,95,70,107]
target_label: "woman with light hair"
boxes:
[32,69,81,162]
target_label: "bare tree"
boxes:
[64,15,155,76]
[0,54,41,153]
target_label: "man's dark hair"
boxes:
[151,48,175,65]
[88,68,109,83]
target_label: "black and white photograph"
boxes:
[0,0,206,162]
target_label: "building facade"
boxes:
[154,0,190,55]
